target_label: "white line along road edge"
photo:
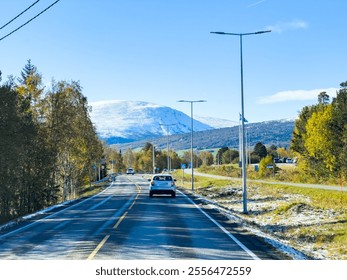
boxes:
[178,190,260,260]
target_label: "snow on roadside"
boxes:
[0,179,113,233]
[189,185,344,260]
[183,188,309,259]
[0,200,74,233]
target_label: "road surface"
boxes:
[0,175,288,260]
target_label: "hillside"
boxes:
[113,119,295,151]
[89,100,214,144]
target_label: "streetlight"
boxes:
[177,99,207,191]
[211,30,271,214]
[159,123,177,171]
[152,144,156,174]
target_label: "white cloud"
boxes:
[247,0,266,8]
[258,88,339,104]
[266,19,308,33]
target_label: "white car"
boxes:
[126,168,134,175]
[149,174,176,198]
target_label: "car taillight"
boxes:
[171,181,175,186]
[151,181,154,186]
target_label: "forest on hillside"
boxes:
[114,119,295,152]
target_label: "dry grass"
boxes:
[79,180,111,197]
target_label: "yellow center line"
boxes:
[87,234,110,260]
[129,193,139,210]
[87,180,142,260]
[113,211,128,229]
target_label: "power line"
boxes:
[0,0,61,42]
[0,0,41,31]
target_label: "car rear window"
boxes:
[153,176,172,181]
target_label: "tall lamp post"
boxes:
[210,30,271,214]
[159,123,177,171]
[177,100,207,191]
[152,144,156,174]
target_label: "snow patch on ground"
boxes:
[192,185,345,260]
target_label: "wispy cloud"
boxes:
[247,0,266,8]
[266,19,308,33]
[258,88,338,104]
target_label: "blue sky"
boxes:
[1,0,346,123]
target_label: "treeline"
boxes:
[115,140,291,174]
[111,142,214,173]
[0,61,103,223]
[215,142,293,165]
[291,82,347,183]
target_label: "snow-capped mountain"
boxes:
[89,100,215,144]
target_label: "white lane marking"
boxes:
[53,220,70,230]
[178,190,260,260]
[89,195,113,210]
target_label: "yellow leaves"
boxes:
[259,155,275,177]
[304,105,336,171]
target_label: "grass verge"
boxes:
[79,179,111,197]
[173,170,347,260]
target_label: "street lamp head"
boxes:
[254,30,271,34]
[210,31,226,35]
[177,100,207,103]
[211,30,271,36]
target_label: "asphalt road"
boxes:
[0,175,288,260]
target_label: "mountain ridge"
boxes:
[89,100,295,149]
[112,119,295,152]
[89,100,230,144]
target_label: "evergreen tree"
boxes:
[318,91,330,105]
[216,147,228,164]
[17,60,44,112]
[331,81,347,179]
[253,142,267,159]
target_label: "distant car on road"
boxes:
[149,174,176,198]
[126,168,135,175]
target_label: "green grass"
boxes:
[175,169,236,189]
[255,182,347,211]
